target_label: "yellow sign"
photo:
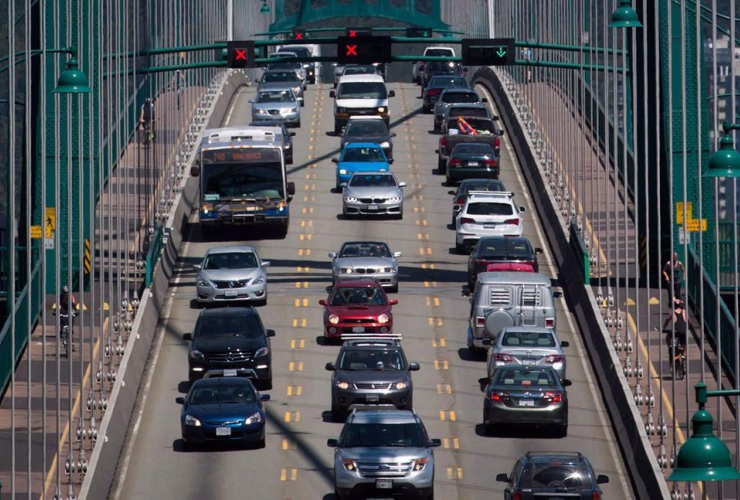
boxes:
[45,226,52,238]
[676,202,693,224]
[686,219,708,232]
[30,226,42,239]
[45,207,56,231]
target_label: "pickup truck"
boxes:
[412,46,456,84]
[436,116,504,172]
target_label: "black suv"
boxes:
[325,339,419,421]
[497,452,609,500]
[184,307,275,389]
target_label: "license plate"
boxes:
[522,358,536,366]
[376,479,392,489]
[223,369,237,377]
[366,394,380,403]
[352,326,365,333]
[519,399,534,407]
[369,204,379,210]
[467,161,479,167]
[224,290,238,298]
[216,427,231,436]
[484,224,497,229]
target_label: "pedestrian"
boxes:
[662,252,684,303]
[171,70,186,110]
[139,97,155,146]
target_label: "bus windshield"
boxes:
[201,149,284,201]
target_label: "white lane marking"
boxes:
[478,83,632,498]
[224,88,245,126]
[112,236,191,500]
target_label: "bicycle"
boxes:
[662,329,686,380]
[58,311,75,358]
[141,120,154,148]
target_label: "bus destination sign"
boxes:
[203,148,281,163]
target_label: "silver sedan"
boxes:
[250,90,301,127]
[485,326,569,380]
[195,246,271,306]
[341,171,406,219]
[329,241,402,292]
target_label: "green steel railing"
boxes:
[569,222,590,285]
[145,225,164,288]
[0,247,40,296]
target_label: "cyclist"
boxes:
[139,97,155,146]
[58,285,78,353]
[662,298,688,359]
[171,70,186,110]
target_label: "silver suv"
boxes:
[327,409,440,499]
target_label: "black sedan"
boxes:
[450,178,506,224]
[446,142,499,185]
[340,117,396,160]
[467,236,542,288]
[420,60,465,88]
[176,375,270,449]
[249,120,296,164]
[421,75,471,112]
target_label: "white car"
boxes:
[194,246,271,306]
[412,46,456,84]
[455,191,525,253]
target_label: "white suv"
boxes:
[455,192,525,253]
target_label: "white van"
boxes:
[330,74,394,135]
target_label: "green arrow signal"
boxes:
[495,47,507,58]
[422,31,429,37]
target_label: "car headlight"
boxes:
[256,109,269,115]
[328,314,340,325]
[197,278,211,287]
[281,107,298,114]
[255,346,270,358]
[336,380,350,390]
[378,313,390,324]
[189,349,205,360]
[377,107,386,113]
[387,196,402,203]
[341,268,353,274]
[383,267,394,273]
[284,143,291,149]
[244,411,263,425]
[413,457,430,471]
[344,196,358,203]
[394,381,407,390]
[339,169,348,175]
[293,87,301,94]
[336,107,347,113]
[379,141,390,148]
[184,415,201,427]
[341,458,357,471]
[251,277,265,286]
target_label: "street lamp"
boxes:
[53,56,93,94]
[260,0,270,15]
[704,121,740,177]
[609,0,642,29]
[668,382,740,481]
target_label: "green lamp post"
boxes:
[609,0,642,29]
[668,382,740,481]
[53,55,93,94]
[260,0,270,15]
[705,121,740,178]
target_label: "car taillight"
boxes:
[460,217,476,224]
[489,391,509,402]
[494,137,500,149]
[545,318,555,328]
[428,88,441,96]
[494,353,513,363]
[513,491,523,500]
[544,392,563,403]
[450,158,461,167]
[503,218,520,226]
[455,196,464,206]
[476,316,485,327]
[545,354,564,364]
[440,137,447,149]
[592,493,601,500]
[485,159,497,167]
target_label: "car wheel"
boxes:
[445,173,453,186]
[468,344,480,359]
[256,436,266,449]
[300,100,305,107]
[260,378,273,391]
[334,123,342,135]
[455,241,465,254]
[181,439,192,452]
[557,423,568,438]
[296,120,301,128]
[254,298,267,307]
[395,210,403,220]
[388,283,399,294]
[331,406,346,422]
[437,157,445,173]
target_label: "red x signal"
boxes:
[349,31,357,37]
[346,45,358,56]
[295,33,303,39]
[235,49,247,61]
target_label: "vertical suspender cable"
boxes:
[24,0,33,494]
[655,0,665,450]
[53,0,61,491]
[76,0,86,469]
[611,0,621,361]
[8,0,17,494]
[680,0,690,432]
[40,0,48,488]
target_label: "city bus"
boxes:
[191,127,295,237]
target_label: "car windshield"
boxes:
[256,91,295,103]
[341,147,385,162]
[267,61,302,71]
[427,61,458,72]
[429,76,468,89]
[460,180,505,195]
[449,107,488,118]
[453,143,494,156]
[442,92,479,104]
[467,202,513,216]
[343,423,426,447]
[447,118,496,133]
[477,238,531,257]
[339,242,391,258]
[502,331,556,348]
[337,82,388,99]
[338,349,405,371]
[330,286,387,306]
[349,174,397,187]
[279,47,310,57]
[520,464,594,490]
[425,48,454,57]
[493,368,557,387]
[190,383,256,405]
[262,71,299,82]
[197,314,263,338]
[203,252,258,270]
[344,66,376,75]
[345,120,388,137]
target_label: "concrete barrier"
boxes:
[472,66,670,500]
[80,69,251,500]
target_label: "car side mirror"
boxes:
[327,438,338,447]
[519,206,526,212]
[434,149,439,154]
[248,99,255,104]
[259,394,271,402]
[393,251,402,258]
[331,158,339,163]
[390,132,397,137]
[389,299,399,306]
[190,165,200,177]
[453,205,462,213]
[498,130,505,136]
[319,299,327,306]
[560,341,570,348]
[388,159,394,164]
[266,329,276,337]
[463,67,470,73]
[398,182,407,188]
[597,475,609,484]
[339,182,348,188]
[325,362,335,371]
[535,247,543,254]
[429,438,441,447]
[563,379,573,387]
[287,182,296,196]
[409,362,420,371]
[388,90,395,97]
[193,264,202,270]
[482,97,488,103]
[481,338,492,346]
[289,132,296,137]
[328,252,337,259]
[329,90,336,98]
[496,473,509,483]
[447,190,456,195]
[182,333,192,341]
[261,261,271,268]
[175,397,185,405]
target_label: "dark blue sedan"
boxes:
[176,375,270,449]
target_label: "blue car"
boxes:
[176,374,270,449]
[332,142,392,190]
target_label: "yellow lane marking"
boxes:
[299,234,313,241]
[284,411,301,423]
[288,361,304,372]
[437,384,452,394]
[443,438,460,449]
[421,263,436,270]
[280,468,298,481]
[304,173,317,180]
[293,298,309,307]
[415,219,428,226]
[417,233,429,240]
[425,297,441,307]
[297,266,311,272]
[434,359,449,371]
[423,281,437,288]
[303,195,315,202]
[298,248,312,257]
[446,467,464,480]
[290,339,306,350]
[413,207,426,213]
[300,220,314,227]
[291,318,307,328]
[419,248,432,256]
[303,184,316,191]
[432,337,446,346]
[286,385,303,396]
[294,281,309,289]
[411,195,425,201]
[308,145,315,151]
[282,438,297,450]
[439,410,456,421]
[302,207,314,214]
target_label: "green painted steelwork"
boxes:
[145,225,163,288]
[570,223,591,285]
[256,26,464,36]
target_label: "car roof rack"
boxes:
[525,451,584,461]
[343,338,400,347]
[467,190,514,198]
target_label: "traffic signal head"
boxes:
[346,27,372,38]
[291,29,307,40]
[461,38,515,66]
[406,27,433,38]
[227,40,256,68]
[337,36,392,65]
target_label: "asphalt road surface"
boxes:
[111,79,633,500]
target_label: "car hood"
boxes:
[342,136,391,146]
[199,268,264,282]
[337,161,389,173]
[335,256,396,268]
[186,401,262,419]
[259,82,302,93]
[335,98,386,107]
[344,186,402,198]
[494,347,560,357]
[252,101,299,111]
[192,335,266,354]
[339,447,430,461]
[336,369,409,384]
[325,304,392,317]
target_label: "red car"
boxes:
[486,262,535,273]
[319,279,398,342]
